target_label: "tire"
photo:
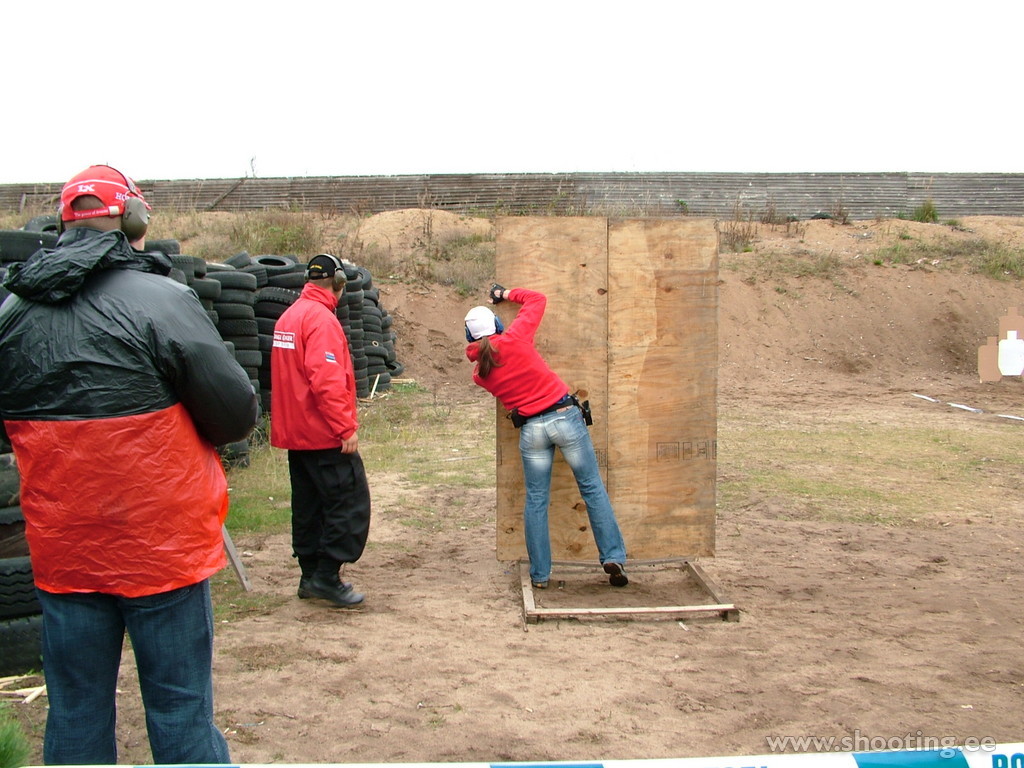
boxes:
[256,286,301,305]
[222,334,258,351]
[0,230,58,263]
[240,264,268,288]
[233,349,263,369]
[144,238,182,256]
[213,302,256,320]
[224,251,252,268]
[217,289,257,305]
[266,271,306,289]
[0,614,43,676]
[254,301,289,320]
[364,342,389,359]
[0,556,40,620]
[169,254,197,282]
[0,506,26,559]
[208,270,258,291]
[253,254,299,275]
[217,318,259,337]
[22,214,59,233]
[0,456,19,508]
[219,440,251,469]
[190,277,222,301]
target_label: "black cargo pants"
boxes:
[287,448,371,566]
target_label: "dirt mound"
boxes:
[354,209,493,257]
[374,211,1024,407]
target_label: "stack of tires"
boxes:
[0,228,57,675]
[251,256,403,407]
[360,271,402,390]
[341,262,370,397]
[0,450,43,676]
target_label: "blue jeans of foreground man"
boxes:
[37,579,230,765]
[519,405,627,584]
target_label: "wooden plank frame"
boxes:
[518,559,739,625]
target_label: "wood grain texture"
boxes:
[494,217,718,561]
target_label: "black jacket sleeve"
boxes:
[152,280,259,446]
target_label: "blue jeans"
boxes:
[37,580,230,765]
[519,405,627,583]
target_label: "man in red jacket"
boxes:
[0,165,258,765]
[270,254,369,607]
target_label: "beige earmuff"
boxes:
[306,253,347,291]
[121,196,150,242]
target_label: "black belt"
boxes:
[526,394,573,421]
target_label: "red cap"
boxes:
[59,165,150,223]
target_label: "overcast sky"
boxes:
[4,1,1021,185]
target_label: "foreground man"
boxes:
[0,164,258,764]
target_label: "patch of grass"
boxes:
[211,568,290,622]
[227,210,324,258]
[873,236,1024,277]
[720,214,761,256]
[0,706,30,768]
[221,385,493,539]
[718,408,1024,525]
[749,251,846,281]
[911,199,939,223]
[143,209,330,264]
[224,430,292,534]
[357,386,493,485]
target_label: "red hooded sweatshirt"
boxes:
[465,288,569,416]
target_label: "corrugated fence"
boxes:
[3,172,1023,220]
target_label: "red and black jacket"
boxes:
[0,227,259,597]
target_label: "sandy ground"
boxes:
[6,213,1024,764]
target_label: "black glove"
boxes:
[489,283,506,304]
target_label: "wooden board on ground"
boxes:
[518,558,738,624]
[494,217,718,563]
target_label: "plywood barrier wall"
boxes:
[494,217,718,561]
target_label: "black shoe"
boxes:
[603,562,628,587]
[298,576,352,598]
[531,580,549,590]
[304,574,364,607]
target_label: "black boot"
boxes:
[297,555,318,599]
[306,559,364,607]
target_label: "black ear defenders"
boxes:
[306,253,347,292]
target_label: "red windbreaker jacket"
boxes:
[465,288,569,416]
[270,282,358,450]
